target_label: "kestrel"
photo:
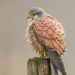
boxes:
[26,7,67,75]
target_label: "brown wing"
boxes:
[33,14,67,55]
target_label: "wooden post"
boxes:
[27,58,51,75]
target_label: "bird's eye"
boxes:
[32,13,35,16]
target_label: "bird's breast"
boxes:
[26,20,44,55]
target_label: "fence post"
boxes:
[27,58,51,75]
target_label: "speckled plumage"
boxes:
[26,14,66,55]
[26,18,44,55]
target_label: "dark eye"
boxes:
[32,13,35,16]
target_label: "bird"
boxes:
[26,7,67,75]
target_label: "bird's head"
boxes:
[27,7,46,20]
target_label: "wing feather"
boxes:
[33,14,66,55]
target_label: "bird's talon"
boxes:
[34,56,44,58]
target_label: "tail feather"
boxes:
[42,45,67,75]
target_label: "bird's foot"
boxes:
[34,56,44,58]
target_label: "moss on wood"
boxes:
[27,58,51,75]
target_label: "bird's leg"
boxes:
[34,52,44,58]
[34,55,44,58]
[40,53,44,58]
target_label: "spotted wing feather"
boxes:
[33,14,66,55]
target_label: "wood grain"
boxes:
[27,58,51,75]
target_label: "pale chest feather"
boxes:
[26,20,44,54]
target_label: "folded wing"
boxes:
[33,14,67,55]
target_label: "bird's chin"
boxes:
[28,18,32,24]
[28,18,35,25]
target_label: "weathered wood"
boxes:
[27,58,51,75]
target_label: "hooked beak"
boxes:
[27,14,32,19]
